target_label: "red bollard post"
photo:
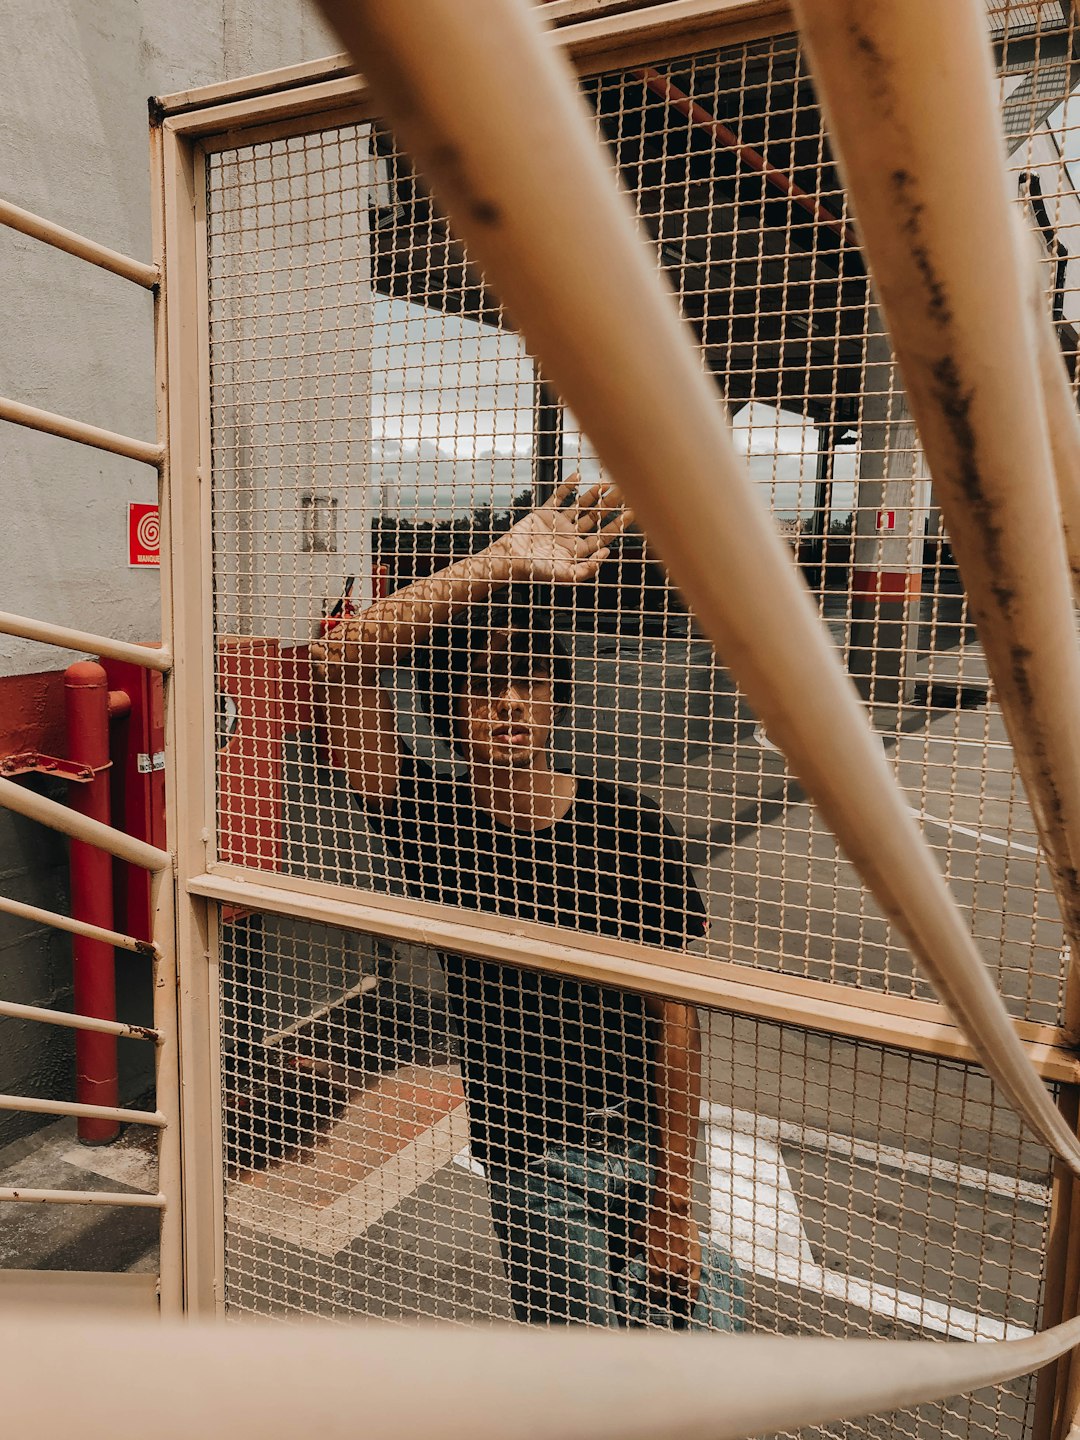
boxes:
[65,661,128,1144]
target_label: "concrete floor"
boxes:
[0,1115,158,1274]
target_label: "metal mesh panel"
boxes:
[203,9,1077,1440]
[220,909,1052,1440]
[206,11,1080,1029]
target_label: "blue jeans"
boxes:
[486,1124,744,1330]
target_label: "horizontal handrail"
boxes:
[0,999,158,1042]
[0,611,171,671]
[0,1187,165,1208]
[0,395,164,468]
[190,867,1080,1083]
[0,1094,166,1127]
[6,1311,1080,1440]
[0,198,159,289]
[0,894,155,954]
[0,775,170,872]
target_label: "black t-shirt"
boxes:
[362,753,707,1169]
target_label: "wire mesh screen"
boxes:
[203,8,1078,1439]
[219,909,1052,1440]
[205,7,1080,1031]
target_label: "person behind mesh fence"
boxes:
[312,478,743,1329]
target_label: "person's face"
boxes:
[455,649,556,769]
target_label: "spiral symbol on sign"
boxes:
[136,510,160,552]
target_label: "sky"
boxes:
[369,295,857,520]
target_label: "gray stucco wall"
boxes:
[0,0,338,1142]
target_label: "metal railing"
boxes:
[0,196,180,1312]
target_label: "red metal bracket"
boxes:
[0,750,96,782]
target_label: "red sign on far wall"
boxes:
[128,503,160,567]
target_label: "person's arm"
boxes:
[310,478,630,799]
[312,541,515,799]
[639,998,703,1307]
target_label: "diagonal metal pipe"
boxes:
[0,394,164,468]
[633,65,857,248]
[0,197,159,289]
[788,0,1080,1029]
[0,610,171,670]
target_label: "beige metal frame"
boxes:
[152,0,813,1320]
[0,189,182,1312]
[152,0,1080,1352]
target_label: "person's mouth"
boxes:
[491,726,530,746]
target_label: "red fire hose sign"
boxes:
[128,503,160,567]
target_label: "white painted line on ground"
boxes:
[908,808,1040,856]
[752,724,784,755]
[756,722,1038,854]
[453,1146,486,1180]
[307,1107,470,1255]
[704,1107,1039,1343]
[919,736,1013,751]
[754,720,1038,857]
[703,1105,1046,1206]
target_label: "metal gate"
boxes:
[0,181,182,1316]
[155,3,1080,1438]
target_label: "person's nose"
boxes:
[495,679,527,716]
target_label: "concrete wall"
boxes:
[0,0,338,1143]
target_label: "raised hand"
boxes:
[499,475,633,585]
[308,475,632,687]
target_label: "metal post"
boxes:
[64,662,125,1142]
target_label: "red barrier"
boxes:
[65,661,129,1143]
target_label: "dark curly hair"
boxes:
[415,595,573,754]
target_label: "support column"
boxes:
[848,317,930,714]
[1034,1088,1080,1440]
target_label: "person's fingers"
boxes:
[578,511,630,555]
[572,481,615,530]
[576,545,610,578]
[574,480,606,509]
[576,487,630,537]
[575,498,609,535]
[595,507,635,543]
[546,476,579,510]
[590,482,623,517]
